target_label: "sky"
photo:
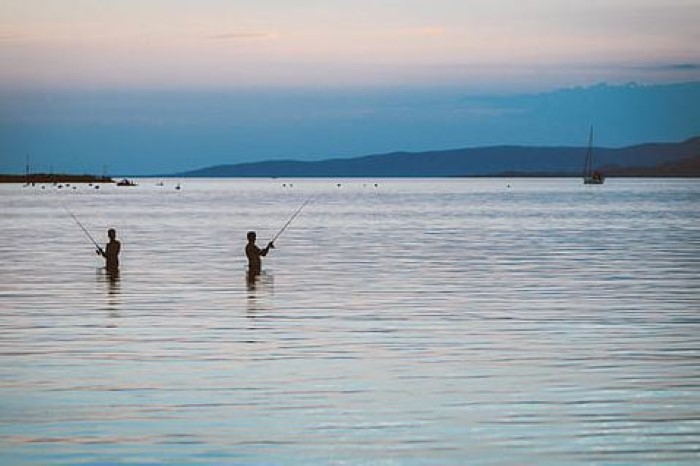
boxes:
[1,0,699,174]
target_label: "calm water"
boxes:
[1,178,699,465]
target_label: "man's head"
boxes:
[247,231,256,242]
[108,228,116,239]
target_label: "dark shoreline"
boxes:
[4,173,699,182]
[0,174,114,184]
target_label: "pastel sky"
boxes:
[2,0,699,90]
[1,1,699,174]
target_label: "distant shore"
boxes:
[0,173,114,184]
[169,137,700,178]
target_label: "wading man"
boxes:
[245,231,274,279]
[97,228,121,273]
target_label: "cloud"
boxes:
[208,32,278,41]
[637,63,700,71]
[666,63,700,70]
[401,26,446,36]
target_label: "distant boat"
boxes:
[116,178,138,187]
[583,127,605,185]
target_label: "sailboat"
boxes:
[24,154,33,186]
[583,126,605,184]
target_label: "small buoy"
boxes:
[337,183,342,187]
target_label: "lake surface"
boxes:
[1,178,699,465]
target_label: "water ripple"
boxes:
[1,178,699,464]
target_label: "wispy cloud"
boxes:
[665,63,700,71]
[0,33,19,41]
[636,63,700,71]
[208,32,278,41]
[400,26,446,36]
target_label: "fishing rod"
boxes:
[270,196,314,244]
[63,205,103,254]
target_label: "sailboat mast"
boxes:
[584,126,594,177]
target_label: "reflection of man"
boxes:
[97,228,121,272]
[245,231,274,278]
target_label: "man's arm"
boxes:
[260,242,275,256]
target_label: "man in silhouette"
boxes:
[246,231,274,279]
[97,228,121,273]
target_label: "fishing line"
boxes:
[63,204,103,253]
[270,195,314,243]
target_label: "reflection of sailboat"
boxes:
[583,127,605,184]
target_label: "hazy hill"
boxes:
[601,153,700,177]
[173,136,700,178]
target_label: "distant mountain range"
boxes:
[172,136,700,178]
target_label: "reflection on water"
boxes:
[246,271,274,317]
[246,270,274,292]
[0,178,699,464]
[98,268,121,322]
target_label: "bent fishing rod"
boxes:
[63,205,104,254]
[270,196,314,244]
